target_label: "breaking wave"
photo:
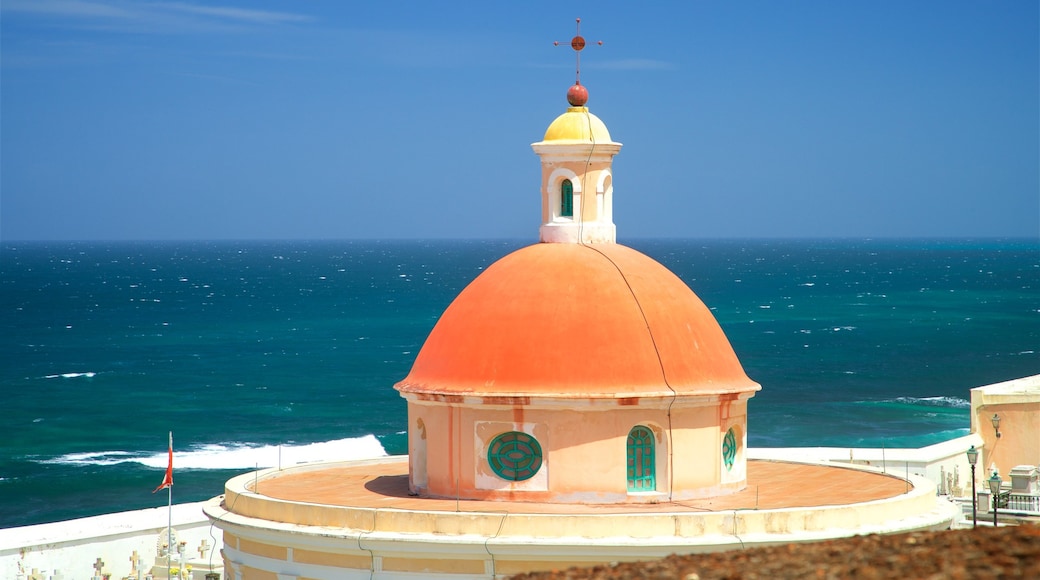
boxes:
[38,435,387,470]
[43,372,97,379]
[883,396,971,409]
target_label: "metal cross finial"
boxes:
[554,18,603,86]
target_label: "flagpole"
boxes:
[167,474,172,562]
[153,430,175,565]
[168,431,173,564]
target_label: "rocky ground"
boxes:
[509,524,1040,579]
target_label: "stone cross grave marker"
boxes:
[198,538,210,559]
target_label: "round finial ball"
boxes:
[567,84,588,107]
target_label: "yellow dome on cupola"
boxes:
[542,106,612,142]
[532,80,621,244]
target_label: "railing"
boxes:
[979,490,1040,516]
[1006,492,1040,514]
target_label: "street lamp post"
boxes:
[988,471,1002,527]
[966,445,978,528]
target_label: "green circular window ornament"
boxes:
[488,431,543,481]
[722,428,737,471]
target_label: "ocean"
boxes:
[1,238,1037,528]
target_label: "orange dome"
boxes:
[395,243,760,399]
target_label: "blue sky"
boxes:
[2,1,1037,241]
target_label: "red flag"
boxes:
[153,432,173,493]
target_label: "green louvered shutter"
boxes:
[561,179,574,218]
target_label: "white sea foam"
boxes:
[43,451,136,466]
[915,427,972,442]
[39,435,388,470]
[43,372,97,379]
[915,396,971,409]
[883,396,971,409]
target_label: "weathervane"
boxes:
[554,18,602,106]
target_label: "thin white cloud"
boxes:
[3,0,312,32]
[153,2,310,25]
[3,0,137,19]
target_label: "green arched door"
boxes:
[627,426,655,491]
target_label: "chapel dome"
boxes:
[395,243,760,399]
[542,106,612,142]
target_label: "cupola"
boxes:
[394,19,760,505]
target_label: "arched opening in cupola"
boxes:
[626,425,656,491]
[561,179,574,218]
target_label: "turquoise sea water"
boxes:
[1,239,1037,528]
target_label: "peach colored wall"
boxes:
[539,162,558,223]
[580,167,606,223]
[408,398,749,503]
[293,549,370,568]
[381,556,486,574]
[540,407,670,502]
[408,403,457,496]
[239,537,287,560]
[671,405,727,493]
[976,401,1040,478]
[240,566,279,580]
